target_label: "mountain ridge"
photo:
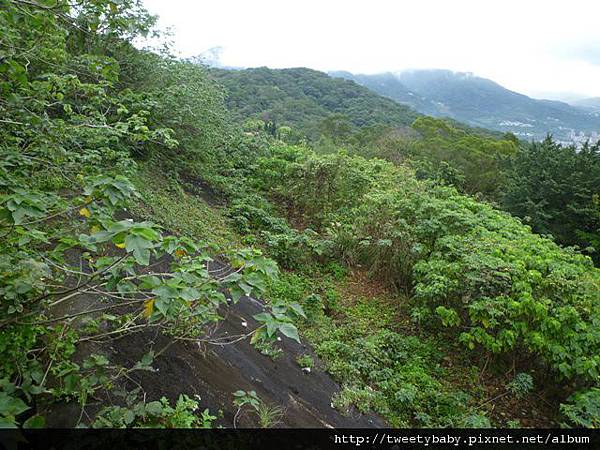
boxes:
[209,66,420,138]
[331,69,600,144]
[571,97,600,112]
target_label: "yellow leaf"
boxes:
[115,242,126,249]
[175,249,187,258]
[79,207,91,218]
[250,328,265,345]
[143,299,154,318]
[90,225,100,234]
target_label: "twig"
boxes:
[28,298,146,325]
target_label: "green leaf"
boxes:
[244,272,266,292]
[23,415,45,428]
[141,351,154,366]
[0,417,17,429]
[154,297,169,315]
[253,312,272,324]
[125,234,154,265]
[123,409,135,425]
[145,401,163,415]
[289,302,306,318]
[0,393,29,416]
[278,323,300,343]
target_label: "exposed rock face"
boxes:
[46,254,384,428]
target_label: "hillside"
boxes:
[332,69,600,144]
[572,97,600,113]
[1,0,599,434]
[330,71,438,116]
[209,67,419,139]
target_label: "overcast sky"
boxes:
[142,0,600,100]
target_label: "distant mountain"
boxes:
[188,47,243,70]
[329,71,438,116]
[209,67,419,137]
[571,97,600,113]
[331,69,600,144]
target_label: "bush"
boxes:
[560,388,600,428]
[315,324,481,427]
[251,146,600,386]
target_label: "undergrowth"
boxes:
[130,163,241,251]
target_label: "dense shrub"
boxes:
[308,300,487,427]
[251,145,600,388]
[0,0,299,427]
[347,177,599,384]
[560,388,600,427]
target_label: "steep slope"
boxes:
[5,0,599,432]
[210,67,419,137]
[329,71,439,116]
[333,69,600,143]
[41,165,385,428]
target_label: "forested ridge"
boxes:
[210,67,419,142]
[1,0,599,430]
[331,69,600,143]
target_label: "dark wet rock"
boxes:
[45,254,385,428]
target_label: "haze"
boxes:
[142,0,600,100]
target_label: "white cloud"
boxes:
[142,0,600,98]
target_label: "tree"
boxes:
[503,137,600,263]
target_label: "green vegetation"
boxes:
[130,163,240,250]
[560,388,600,428]
[94,392,216,428]
[0,0,301,428]
[323,117,599,264]
[310,295,487,427]
[240,144,599,425]
[210,67,418,141]
[1,0,599,430]
[296,354,314,369]
[503,137,600,264]
[218,68,600,263]
[232,390,282,428]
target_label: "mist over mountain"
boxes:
[188,46,243,70]
[571,97,600,113]
[188,48,600,145]
[331,69,600,144]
